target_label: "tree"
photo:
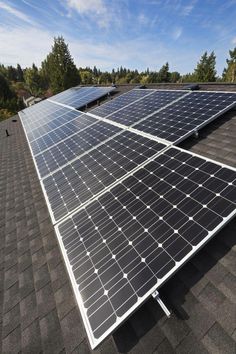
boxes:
[16,64,24,81]
[181,72,196,82]
[194,51,217,82]
[222,47,236,82]
[170,71,180,83]
[0,73,14,99]
[42,36,80,93]
[7,65,17,81]
[24,64,42,96]
[79,70,93,84]
[158,62,171,82]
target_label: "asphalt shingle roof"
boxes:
[0,85,236,354]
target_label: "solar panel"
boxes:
[30,114,97,155]
[21,100,69,133]
[55,146,236,348]
[91,89,155,118]
[48,86,115,109]
[34,121,122,178]
[42,132,167,222]
[133,91,236,143]
[95,90,188,126]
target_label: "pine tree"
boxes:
[222,47,236,82]
[24,64,42,96]
[42,36,79,94]
[0,74,14,99]
[7,66,18,81]
[16,64,24,81]
[158,62,171,82]
[194,51,217,82]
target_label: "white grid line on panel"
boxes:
[55,145,236,348]
[92,89,156,118]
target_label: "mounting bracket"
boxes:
[152,290,171,317]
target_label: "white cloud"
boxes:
[0,1,36,25]
[66,0,111,28]
[232,36,236,45]
[0,26,53,66]
[172,27,182,40]
[66,0,106,14]
[181,1,196,16]
[138,13,149,26]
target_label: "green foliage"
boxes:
[194,51,217,82]
[158,62,171,82]
[24,64,44,96]
[0,108,13,121]
[42,36,80,94]
[79,70,94,84]
[170,71,181,83]
[0,74,14,99]
[0,73,24,120]
[7,65,18,81]
[181,72,196,82]
[0,80,23,120]
[16,64,24,81]
[222,47,236,82]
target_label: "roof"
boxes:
[0,85,236,354]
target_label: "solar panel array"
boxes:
[90,90,236,144]
[20,87,236,349]
[91,89,155,117]
[56,146,236,346]
[42,132,166,221]
[91,90,188,125]
[48,86,115,109]
[133,91,236,143]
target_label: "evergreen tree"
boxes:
[24,64,42,96]
[42,36,79,94]
[16,64,24,81]
[7,65,17,81]
[222,47,236,82]
[181,72,196,82]
[0,73,14,99]
[170,71,180,83]
[79,70,93,84]
[158,62,171,82]
[194,51,217,82]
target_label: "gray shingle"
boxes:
[21,320,43,353]
[202,322,236,354]
[198,282,226,312]
[161,314,190,347]
[2,325,21,354]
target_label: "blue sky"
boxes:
[0,0,236,75]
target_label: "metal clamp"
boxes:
[152,290,171,317]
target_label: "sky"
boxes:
[0,0,236,75]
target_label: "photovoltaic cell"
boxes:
[91,89,155,118]
[133,91,236,143]
[56,146,236,348]
[49,86,115,109]
[35,121,122,178]
[30,114,97,155]
[20,100,69,133]
[42,132,166,222]
[104,90,187,126]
